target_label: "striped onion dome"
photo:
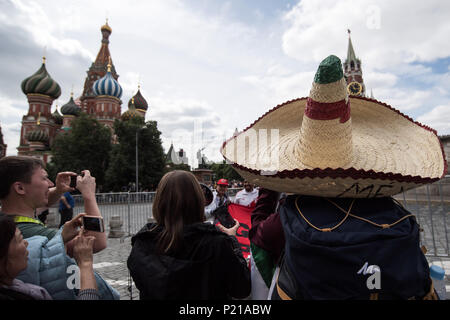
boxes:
[121,98,142,121]
[61,95,81,116]
[52,106,63,125]
[26,129,49,143]
[92,63,123,98]
[21,58,61,99]
[128,88,148,111]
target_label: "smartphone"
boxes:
[69,172,85,189]
[213,205,236,228]
[82,215,105,233]
[70,175,77,189]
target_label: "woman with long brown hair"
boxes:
[127,170,250,300]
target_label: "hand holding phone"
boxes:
[72,229,95,266]
[70,175,77,189]
[216,218,240,237]
[82,215,105,233]
[69,172,85,189]
[212,205,236,228]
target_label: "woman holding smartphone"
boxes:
[0,214,99,300]
[127,170,251,300]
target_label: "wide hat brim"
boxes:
[221,96,447,198]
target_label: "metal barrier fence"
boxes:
[72,188,243,236]
[394,176,450,258]
[73,180,450,257]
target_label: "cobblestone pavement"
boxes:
[93,236,138,300]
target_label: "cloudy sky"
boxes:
[1,0,449,167]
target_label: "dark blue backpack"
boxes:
[274,195,436,300]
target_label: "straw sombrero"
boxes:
[221,55,447,198]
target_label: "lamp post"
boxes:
[136,129,138,193]
[135,125,146,193]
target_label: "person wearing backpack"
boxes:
[221,55,447,300]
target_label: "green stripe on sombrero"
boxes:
[313,55,343,84]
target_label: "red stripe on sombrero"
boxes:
[305,98,350,123]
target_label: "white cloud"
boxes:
[241,70,314,107]
[416,105,450,135]
[282,0,450,67]
[0,95,27,120]
[359,71,398,97]
[2,122,22,156]
[4,0,94,61]
[148,96,230,166]
[387,90,433,111]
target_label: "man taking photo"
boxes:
[204,178,230,222]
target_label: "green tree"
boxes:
[205,160,242,182]
[164,162,191,173]
[105,117,165,191]
[49,113,112,189]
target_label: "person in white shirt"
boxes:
[234,180,258,207]
[205,179,230,222]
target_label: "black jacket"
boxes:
[127,222,251,300]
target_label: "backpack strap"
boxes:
[294,196,355,232]
[422,279,439,300]
[273,252,300,300]
[325,198,415,230]
[276,282,292,300]
[369,293,379,300]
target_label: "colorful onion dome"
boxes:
[128,87,148,111]
[52,105,63,125]
[121,98,142,121]
[92,62,123,98]
[61,94,81,116]
[101,20,112,33]
[26,129,49,143]
[21,57,61,100]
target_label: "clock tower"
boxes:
[343,30,365,97]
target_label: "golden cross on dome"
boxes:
[107,56,112,72]
[42,46,47,64]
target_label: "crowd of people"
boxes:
[0,55,447,301]
[0,156,257,300]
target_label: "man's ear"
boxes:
[12,182,26,195]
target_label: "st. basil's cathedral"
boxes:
[16,21,148,164]
[3,25,380,166]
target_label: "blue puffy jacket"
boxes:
[16,229,120,300]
